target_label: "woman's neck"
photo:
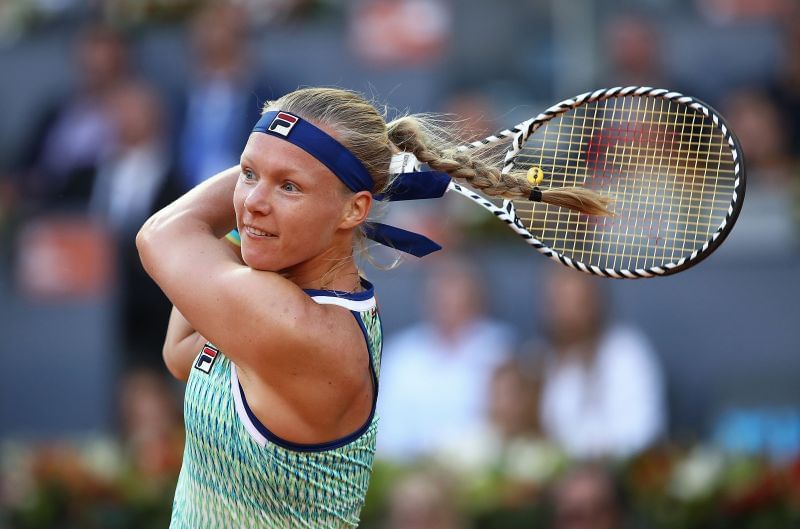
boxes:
[283,247,362,293]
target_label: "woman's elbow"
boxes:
[163,343,191,382]
[136,214,162,273]
[136,217,152,257]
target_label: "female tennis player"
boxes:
[137,87,605,528]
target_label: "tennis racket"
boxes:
[439,86,745,279]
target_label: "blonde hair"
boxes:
[386,116,612,215]
[263,88,612,217]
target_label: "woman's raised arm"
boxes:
[135,166,350,377]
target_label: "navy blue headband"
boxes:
[251,110,450,257]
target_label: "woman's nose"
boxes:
[243,182,272,215]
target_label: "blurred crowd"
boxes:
[1,1,799,528]
[4,3,290,366]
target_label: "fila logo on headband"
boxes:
[194,344,219,374]
[269,112,299,136]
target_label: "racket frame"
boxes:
[450,86,746,279]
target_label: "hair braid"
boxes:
[387,117,525,197]
[386,116,613,216]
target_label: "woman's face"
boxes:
[233,132,353,274]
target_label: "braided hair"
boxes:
[387,116,613,216]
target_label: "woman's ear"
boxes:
[339,191,372,229]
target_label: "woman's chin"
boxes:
[246,262,275,272]
[241,250,279,272]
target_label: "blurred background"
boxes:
[0,0,799,528]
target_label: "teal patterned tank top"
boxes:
[170,280,382,529]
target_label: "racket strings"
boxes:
[509,96,737,271]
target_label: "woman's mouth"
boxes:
[244,225,277,238]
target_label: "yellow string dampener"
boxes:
[527,166,545,203]
[527,166,544,186]
[523,164,613,214]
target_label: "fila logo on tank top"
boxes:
[194,344,219,374]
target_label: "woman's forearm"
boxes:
[165,305,197,344]
[143,165,239,239]
[137,166,239,276]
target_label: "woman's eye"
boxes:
[242,168,255,181]
[282,182,298,192]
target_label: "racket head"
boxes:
[494,87,745,278]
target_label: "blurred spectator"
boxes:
[435,356,565,508]
[96,80,183,365]
[11,78,179,361]
[91,81,179,235]
[176,1,288,189]
[118,367,183,483]
[349,0,450,67]
[548,463,627,529]
[13,24,131,207]
[385,470,466,529]
[17,78,183,363]
[720,86,798,251]
[8,24,176,363]
[488,358,543,444]
[438,357,550,472]
[538,268,666,459]
[770,16,800,154]
[601,13,671,89]
[377,256,516,462]
[722,87,794,189]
